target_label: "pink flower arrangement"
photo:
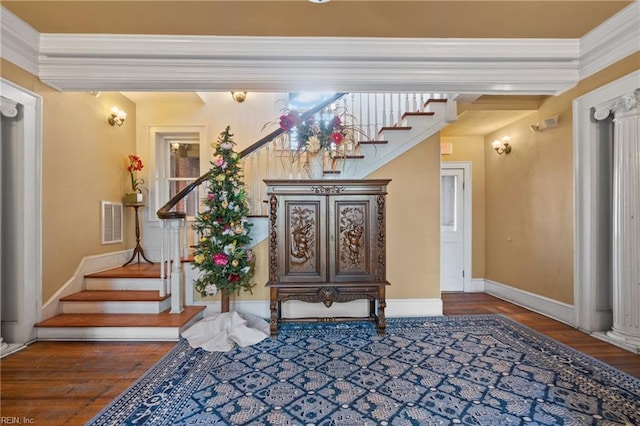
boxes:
[213,156,227,169]
[278,109,351,154]
[212,253,228,266]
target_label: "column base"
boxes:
[0,338,26,358]
[592,330,640,353]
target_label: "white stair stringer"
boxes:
[339,100,452,180]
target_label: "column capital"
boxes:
[0,96,19,118]
[594,89,640,121]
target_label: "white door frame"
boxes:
[573,70,639,333]
[0,78,42,352]
[441,161,472,292]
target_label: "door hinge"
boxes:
[462,270,465,277]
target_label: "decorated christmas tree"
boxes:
[192,127,255,305]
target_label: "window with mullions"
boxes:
[167,141,200,218]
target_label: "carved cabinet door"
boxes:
[277,195,328,283]
[328,195,377,282]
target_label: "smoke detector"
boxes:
[530,115,559,133]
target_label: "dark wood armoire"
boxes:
[264,179,391,336]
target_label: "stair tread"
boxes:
[402,111,435,117]
[379,126,412,132]
[36,306,205,328]
[61,290,168,302]
[333,155,365,159]
[424,98,447,106]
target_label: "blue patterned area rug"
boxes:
[88,315,640,425]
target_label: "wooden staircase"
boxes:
[36,263,204,341]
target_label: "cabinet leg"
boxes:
[377,287,387,336]
[269,288,279,338]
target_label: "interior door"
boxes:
[441,168,465,291]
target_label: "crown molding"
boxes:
[4,3,638,94]
[36,34,579,93]
[0,7,40,75]
[39,34,579,61]
[580,1,640,81]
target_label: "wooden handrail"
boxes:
[157,92,347,220]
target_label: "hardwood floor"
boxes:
[1,293,638,425]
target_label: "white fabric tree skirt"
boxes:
[181,311,270,352]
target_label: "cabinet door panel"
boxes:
[278,197,327,282]
[329,197,375,282]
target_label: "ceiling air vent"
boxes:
[101,201,123,244]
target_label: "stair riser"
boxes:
[37,326,183,341]
[86,277,165,292]
[61,299,171,314]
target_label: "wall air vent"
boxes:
[101,201,123,244]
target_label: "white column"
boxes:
[1,98,18,356]
[595,90,640,352]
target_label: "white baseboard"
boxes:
[385,298,443,317]
[466,278,486,293]
[41,250,133,320]
[483,279,575,326]
[194,298,443,319]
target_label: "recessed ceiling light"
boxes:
[308,0,331,3]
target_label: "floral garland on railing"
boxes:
[192,126,255,297]
[268,103,365,158]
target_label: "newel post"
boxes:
[169,218,184,314]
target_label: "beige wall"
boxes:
[369,133,442,299]
[2,60,138,302]
[484,52,640,305]
[441,136,486,278]
[484,110,574,303]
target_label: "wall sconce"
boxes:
[491,136,512,155]
[231,91,247,103]
[108,106,127,126]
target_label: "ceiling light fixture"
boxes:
[231,91,247,103]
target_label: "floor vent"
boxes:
[101,201,123,244]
